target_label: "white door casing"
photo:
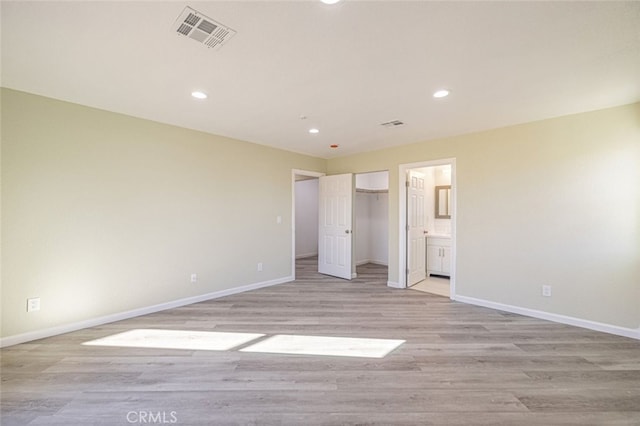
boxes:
[407,170,427,286]
[318,173,353,280]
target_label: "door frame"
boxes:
[291,169,325,280]
[397,158,457,298]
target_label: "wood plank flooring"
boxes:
[2,257,640,425]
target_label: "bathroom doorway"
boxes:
[398,159,456,298]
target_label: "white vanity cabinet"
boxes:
[426,236,451,277]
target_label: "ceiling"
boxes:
[2,1,639,159]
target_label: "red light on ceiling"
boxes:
[330,144,339,149]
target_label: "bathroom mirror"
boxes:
[435,185,451,219]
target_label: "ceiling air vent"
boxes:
[173,6,236,50]
[380,120,404,128]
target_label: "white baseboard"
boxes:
[455,295,640,340]
[0,275,293,348]
[387,281,403,289]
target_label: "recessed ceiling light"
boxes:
[321,0,341,4]
[433,89,450,98]
[309,128,320,134]
[191,91,208,99]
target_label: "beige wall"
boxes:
[2,88,638,342]
[327,102,640,330]
[1,88,326,339]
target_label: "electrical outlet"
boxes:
[542,285,552,297]
[190,273,198,283]
[276,216,282,224]
[27,297,41,312]
[257,262,263,272]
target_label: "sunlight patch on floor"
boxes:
[83,329,405,358]
[240,334,405,358]
[82,329,264,351]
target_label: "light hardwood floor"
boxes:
[2,257,640,425]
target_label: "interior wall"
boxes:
[355,171,389,266]
[432,165,452,235]
[355,171,388,190]
[418,166,453,236]
[355,192,389,265]
[1,88,326,340]
[368,191,389,265]
[294,179,319,258]
[355,192,372,265]
[327,102,640,330]
[3,88,638,340]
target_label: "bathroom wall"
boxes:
[433,165,452,235]
[419,165,451,236]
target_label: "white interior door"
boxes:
[318,173,353,280]
[407,170,427,286]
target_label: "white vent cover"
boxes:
[173,6,236,50]
[380,120,404,127]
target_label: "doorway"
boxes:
[355,171,389,269]
[292,169,324,280]
[291,169,390,282]
[398,159,456,298]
